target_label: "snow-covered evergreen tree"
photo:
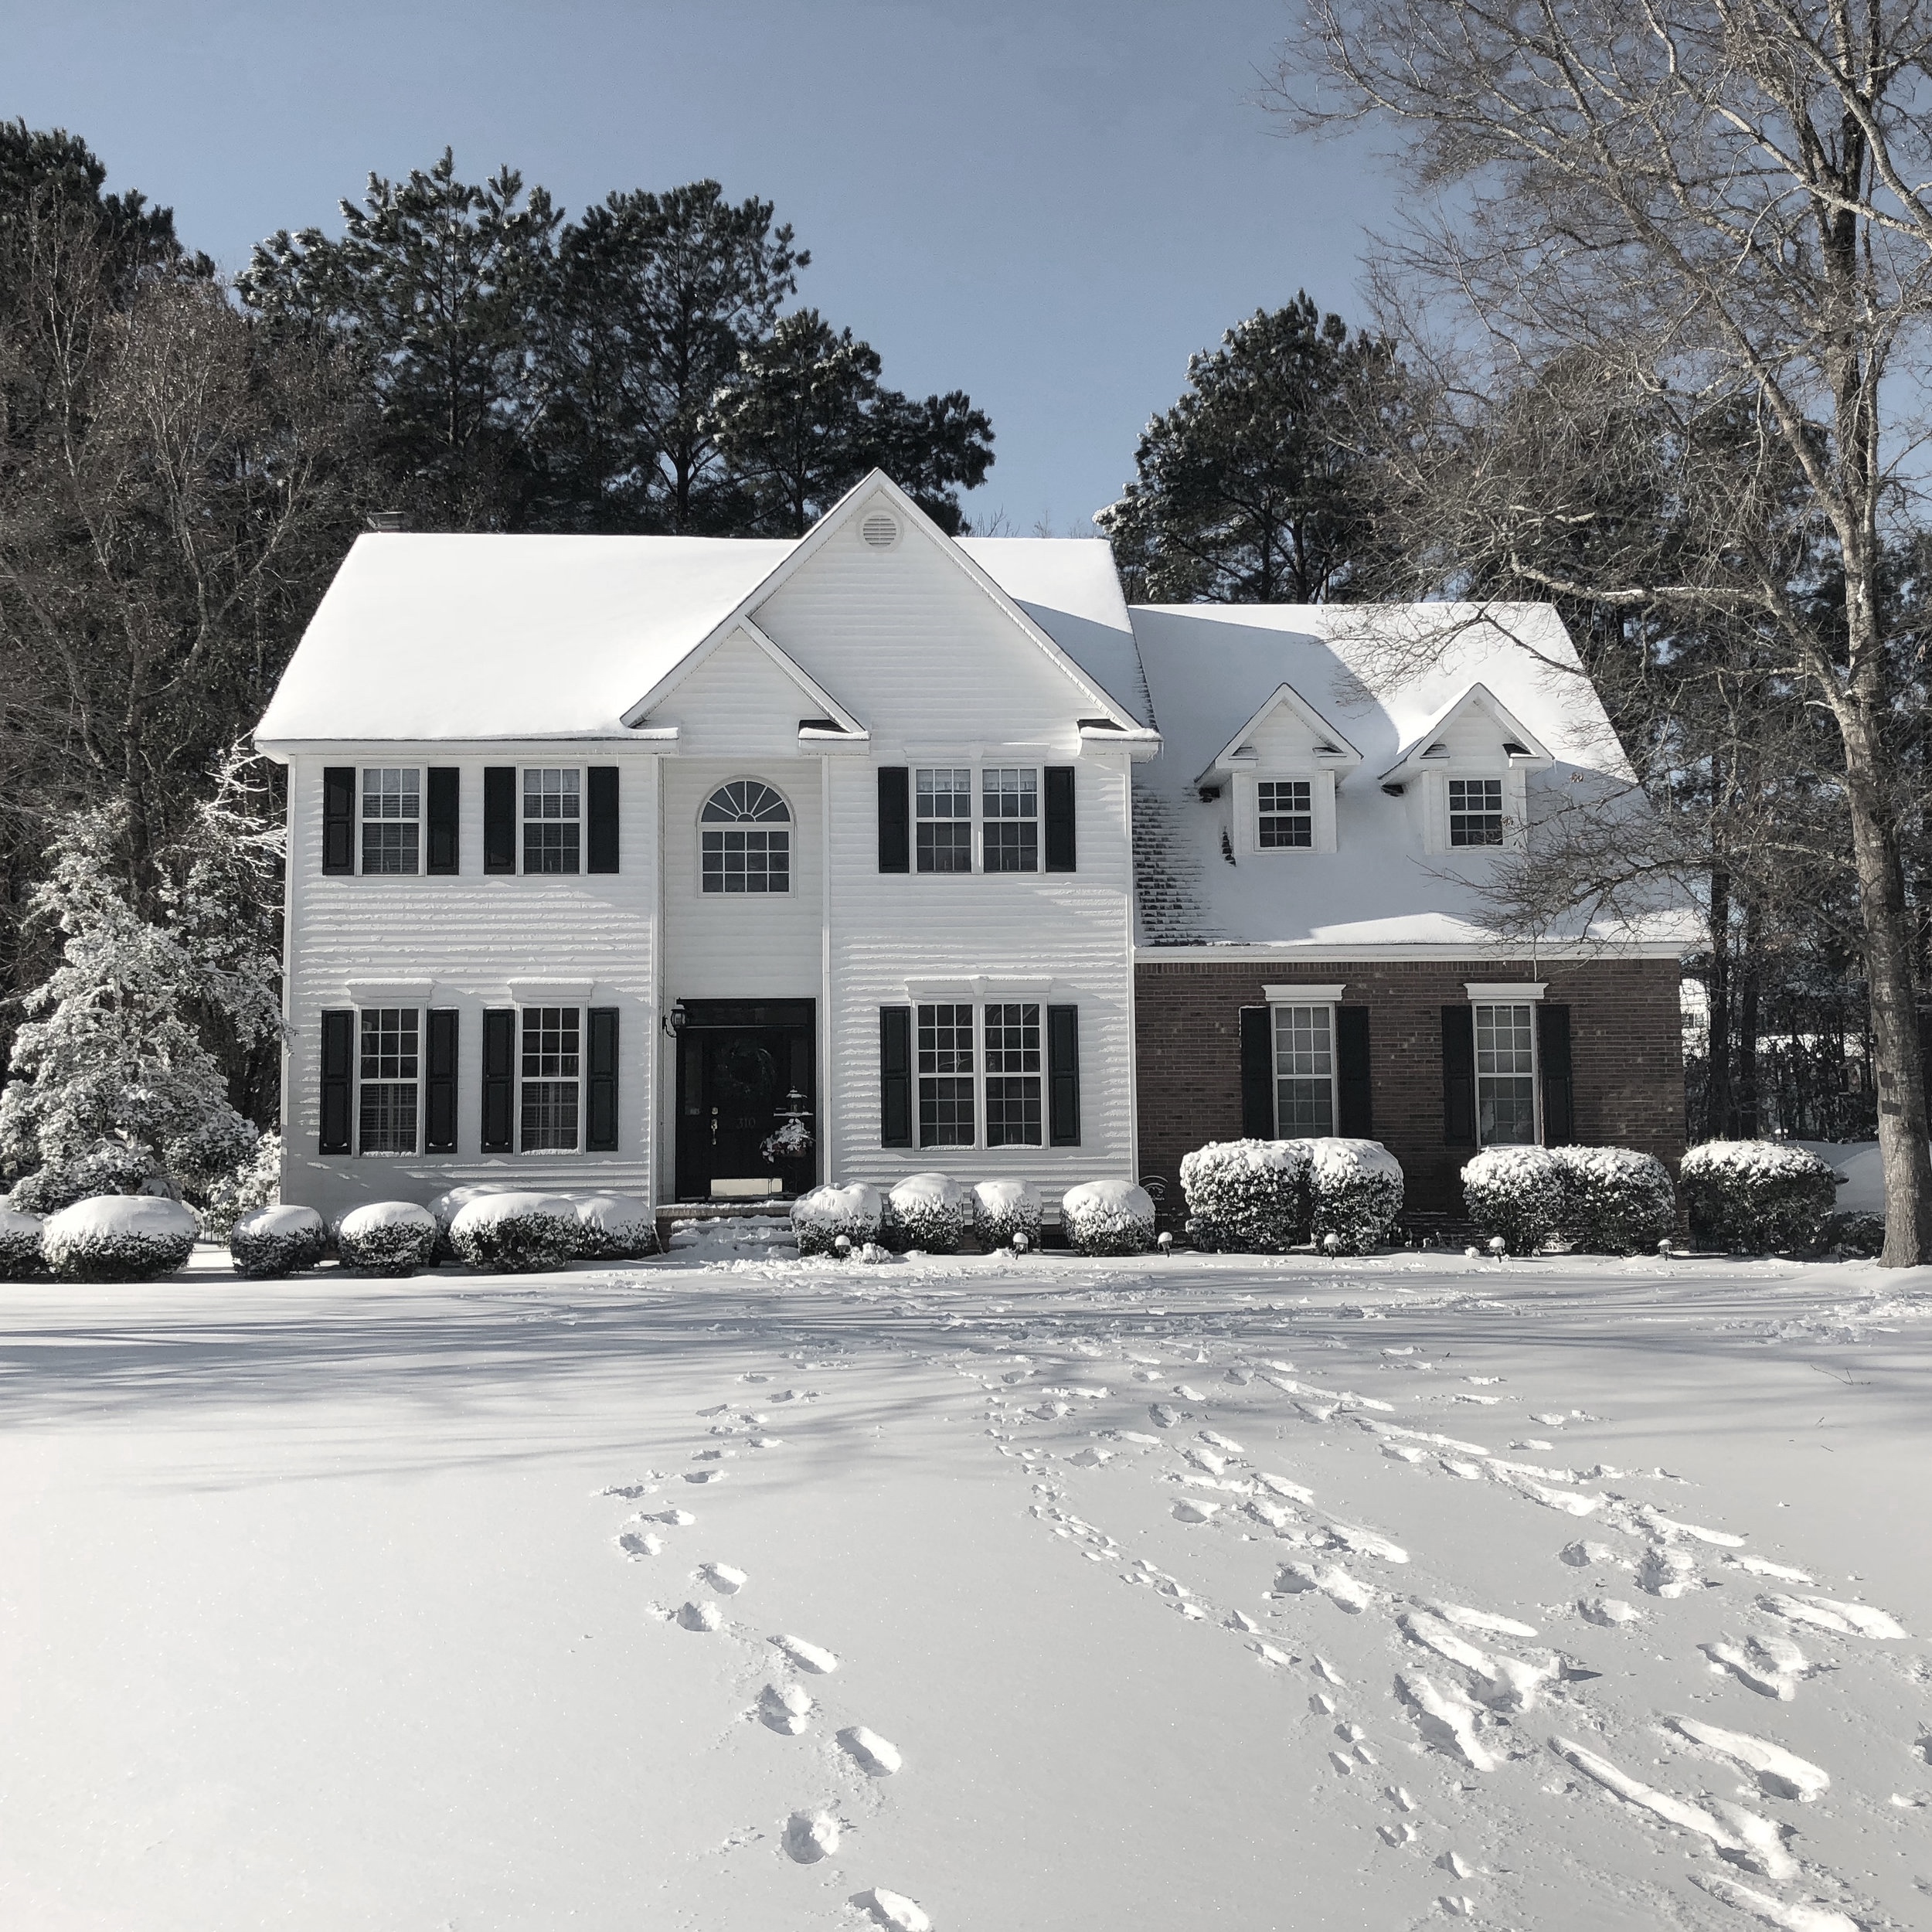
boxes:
[1,795,278,1212]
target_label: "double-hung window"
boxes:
[1475,1002,1536,1144]
[524,769,580,873]
[1257,780,1313,849]
[359,1008,419,1153]
[1272,1004,1335,1134]
[1448,777,1505,847]
[917,1003,975,1145]
[521,1007,580,1151]
[362,769,420,874]
[981,769,1039,872]
[984,1003,1043,1145]
[915,769,974,872]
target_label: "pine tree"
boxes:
[1097,296,1403,603]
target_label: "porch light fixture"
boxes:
[662,1000,688,1039]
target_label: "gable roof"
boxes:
[1377,682,1553,784]
[253,473,1155,747]
[1198,682,1362,786]
[628,614,869,739]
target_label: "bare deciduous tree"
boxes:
[1277,1,1932,1263]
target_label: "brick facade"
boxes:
[1134,955,1685,1216]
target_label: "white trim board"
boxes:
[1135,942,1686,964]
[1465,981,1546,1001]
[1264,983,1346,1003]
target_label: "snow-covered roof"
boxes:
[254,510,1153,747]
[1130,601,1693,953]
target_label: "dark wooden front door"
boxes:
[675,998,816,1201]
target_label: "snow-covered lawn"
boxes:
[2,1230,1929,1931]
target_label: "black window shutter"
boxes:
[1336,1005,1372,1137]
[1442,1005,1477,1146]
[426,768,460,875]
[319,1009,353,1153]
[425,1009,459,1150]
[322,767,355,875]
[1044,766,1077,872]
[877,767,910,872]
[879,1006,913,1146]
[481,1009,515,1151]
[1240,1006,1274,1137]
[1538,1003,1574,1146]
[1047,1004,1081,1145]
[484,767,516,874]
[587,767,620,874]
[587,1006,620,1150]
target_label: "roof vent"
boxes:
[366,509,406,533]
[860,510,900,550]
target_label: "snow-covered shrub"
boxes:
[882,1173,973,1253]
[43,1195,198,1282]
[973,1179,1042,1251]
[448,1192,582,1273]
[573,1193,658,1260]
[1307,1139,1404,1254]
[228,1202,326,1278]
[0,1203,46,1279]
[336,1200,437,1277]
[427,1184,513,1260]
[791,1182,884,1256]
[198,1131,281,1237]
[1460,1145,1566,1254]
[1679,1140,1836,1254]
[8,1141,160,1218]
[1549,1145,1675,1253]
[1062,1179,1156,1256]
[1179,1138,1310,1252]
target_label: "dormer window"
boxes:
[1448,778,1505,846]
[1257,780,1313,849]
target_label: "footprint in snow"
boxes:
[837,1725,903,1776]
[617,1530,664,1560]
[1702,1633,1811,1700]
[683,1469,728,1485]
[759,1683,812,1734]
[1667,1716,1829,1801]
[1423,1601,1538,1638]
[1199,1429,1245,1453]
[699,1563,747,1594]
[851,1888,932,1932]
[770,1633,840,1673]
[782,1809,840,1862]
[1758,1591,1908,1639]
[1274,1560,1373,1613]
[677,1600,723,1632]
[1173,1498,1221,1524]
[1580,1597,1642,1626]
[641,1507,696,1526]
[1149,1404,1181,1428]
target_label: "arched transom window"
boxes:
[700,781,791,893]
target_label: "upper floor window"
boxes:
[701,781,791,893]
[1475,1002,1536,1144]
[916,768,974,873]
[524,769,580,874]
[362,768,420,874]
[1449,777,1505,847]
[359,1007,419,1153]
[1257,779,1313,849]
[981,769,1039,873]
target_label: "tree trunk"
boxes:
[1838,699,1931,1263]
[1736,897,1760,1138]
[1706,862,1733,1139]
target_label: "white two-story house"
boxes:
[254,473,1161,1224]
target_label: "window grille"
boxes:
[521,1006,580,1150]
[1475,1002,1536,1144]
[915,768,973,872]
[984,1002,1043,1145]
[700,781,791,893]
[917,1002,975,1145]
[523,769,580,873]
[1448,777,1505,846]
[981,769,1039,872]
[358,1008,419,1153]
[1257,779,1313,849]
[361,768,420,874]
[1272,1004,1335,1134]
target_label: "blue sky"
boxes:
[3,0,1396,530]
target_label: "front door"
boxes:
[675,999,817,1202]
